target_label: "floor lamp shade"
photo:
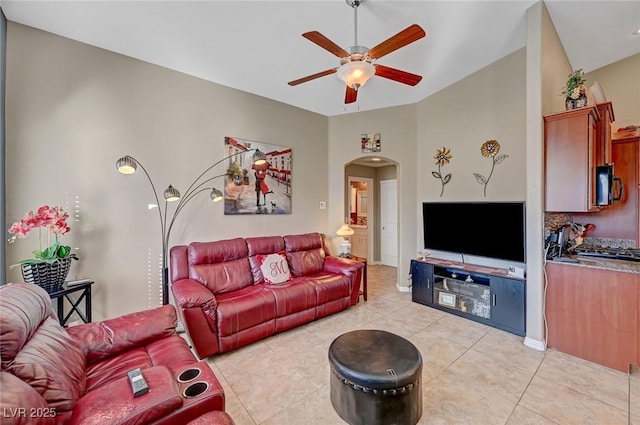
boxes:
[115,148,261,305]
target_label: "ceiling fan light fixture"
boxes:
[337,61,375,90]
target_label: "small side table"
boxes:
[47,280,94,327]
[349,256,368,302]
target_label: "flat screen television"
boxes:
[422,202,526,263]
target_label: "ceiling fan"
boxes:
[288,0,426,104]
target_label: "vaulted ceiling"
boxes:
[1,1,638,117]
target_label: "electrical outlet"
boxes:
[319,201,327,209]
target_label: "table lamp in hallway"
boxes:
[336,224,355,258]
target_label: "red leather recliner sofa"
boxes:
[0,282,234,425]
[170,232,364,359]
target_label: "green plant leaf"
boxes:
[57,245,71,258]
[40,246,56,260]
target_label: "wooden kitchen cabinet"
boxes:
[595,102,614,165]
[545,262,639,372]
[544,106,600,212]
[573,136,639,242]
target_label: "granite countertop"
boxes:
[549,256,640,274]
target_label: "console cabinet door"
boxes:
[490,277,526,335]
[411,260,433,306]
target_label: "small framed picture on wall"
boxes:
[361,133,381,153]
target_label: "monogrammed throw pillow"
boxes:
[256,252,291,284]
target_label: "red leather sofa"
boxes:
[170,232,364,359]
[0,282,233,425]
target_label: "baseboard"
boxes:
[396,282,411,293]
[523,336,546,352]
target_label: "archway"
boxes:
[344,156,399,267]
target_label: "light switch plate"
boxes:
[319,201,326,209]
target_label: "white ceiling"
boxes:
[1,1,638,117]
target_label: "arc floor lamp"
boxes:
[116,148,267,305]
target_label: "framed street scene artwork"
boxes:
[223,137,292,215]
[361,132,381,153]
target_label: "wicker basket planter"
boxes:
[21,257,72,293]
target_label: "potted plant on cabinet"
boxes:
[561,69,588,110]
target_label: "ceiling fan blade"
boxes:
[345,86,358,104]
[368,24,426,60]
[288,68,338,86]
[374,65,422,86]
[303,31,351,58]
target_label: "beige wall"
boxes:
[5,23,329,319]
[586,53,640,129]
[417,48,527,204]
[329,105,417,288]
[540,3,573,116]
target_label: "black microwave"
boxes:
[595,164,623,206]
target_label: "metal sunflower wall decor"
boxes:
[432,147,452,197]
[473,140,508,197]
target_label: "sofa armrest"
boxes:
[0,372,55,425]
[171,279,220,359]
[323,256,364,305]
[68,366,182,425]
[172,279,217,309]
[323,255,364,275]
[66,305,177,365]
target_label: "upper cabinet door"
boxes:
[595,102,614,165]
[544,106,601,212]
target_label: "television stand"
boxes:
[410,258,526,336]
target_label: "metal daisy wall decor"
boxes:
[432,146,452,197]
[473,140,508,197]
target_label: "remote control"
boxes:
[127,368,149,397]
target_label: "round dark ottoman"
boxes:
[329,329,423,425]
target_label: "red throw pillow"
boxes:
[256,252,291,284]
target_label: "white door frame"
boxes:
[380,179,398,267]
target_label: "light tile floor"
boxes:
[201,265,637,425]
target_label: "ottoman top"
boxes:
[328,329,422,390]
